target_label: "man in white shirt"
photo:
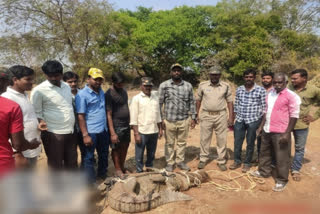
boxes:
[130,77,163,173]
[30,60,77,169]
[2,65,41,168]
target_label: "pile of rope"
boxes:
[204,170,265,193]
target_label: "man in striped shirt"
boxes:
[159,63,197,172]
[251,73,300,192]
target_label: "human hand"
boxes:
[83,135,93,146]
[302,115,315,125]
[134,133,141,144]
[256,127,263,137]
[28,138,41,149]
[111,134,120,144]
[161,121,166,130]
[190,119,196,129]
[158,129,163,139]
[227,117,234,127]
[14,153,29,169]
[38,120,48,131]
[279,132,290,144]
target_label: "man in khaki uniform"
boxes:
[196,66,233,171]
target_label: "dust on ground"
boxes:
[37,89,320,214]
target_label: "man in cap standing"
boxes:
[130,77,163,173]
[196,66,233,171]
[159,63,197,172]
[76,68,109,183]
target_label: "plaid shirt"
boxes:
[234,84,266,124]
[159,79,196,121]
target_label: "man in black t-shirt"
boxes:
[105,72,130,179]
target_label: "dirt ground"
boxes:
[38,89,320,214]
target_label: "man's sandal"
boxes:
[292,172,301,182]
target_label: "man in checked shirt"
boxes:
[229,68,266,173]
[159,63,197,172]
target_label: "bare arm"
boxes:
[78,113,93,146]
[107,110,119,144]
[256,113,266,136]
[227,101,234,127]
[196,100,201,123]
[11,131,41,152]
[279,117,297,144]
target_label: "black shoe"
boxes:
[217,163,227,171]
[177,162,190,171]
[229,162,241,170]
[198,161,207,169]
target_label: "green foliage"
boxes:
[0,0,319,86]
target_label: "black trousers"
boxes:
[41,131,78,169]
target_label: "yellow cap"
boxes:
[88,68,104,79]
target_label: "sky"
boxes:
[108,0,220,11]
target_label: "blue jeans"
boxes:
[135,133,158,173]
[234,119,261,166]
[84,130,109,183]
[292,128,309,172]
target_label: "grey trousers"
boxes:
[258,131,291,184]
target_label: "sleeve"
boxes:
[158,83,165,120]
[289,93,301,118]
[189,84,197,120]
[9,105,24,134]
[105,90,113,112]
[260,88,266,114]
[196,84,203,101]
[75,93,87,114]
[30,88,44,120]
[234,88,240,113]
[129,96,139,126]
[225,84,233,103]
[312,87,320,120]
[263,94,268,114]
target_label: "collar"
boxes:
[140,91,153,98]
[270,87,288,95]
[209,81,221,87]
[6,86,27,97]
[44,80,65,88]
[290,83,308,92]
[85,84,101,94]
[170,79,184,86]
[240,83,258,91]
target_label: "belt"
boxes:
[203,109,225,116]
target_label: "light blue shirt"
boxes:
[75,85,108,133]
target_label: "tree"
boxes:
[0,0,112,77]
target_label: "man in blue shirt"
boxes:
[230,68,266,173]
[75,68,109,183]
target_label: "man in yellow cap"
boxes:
[75,68,110,184]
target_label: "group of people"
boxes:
[0,60,319,192]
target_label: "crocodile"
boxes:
[104,169,210,213]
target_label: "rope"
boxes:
[204,170,265,193]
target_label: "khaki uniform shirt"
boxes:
[289,83,320,130]
[197,80,232,112]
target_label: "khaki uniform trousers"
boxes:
[199,110,228,164]
[164,118,190,165]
